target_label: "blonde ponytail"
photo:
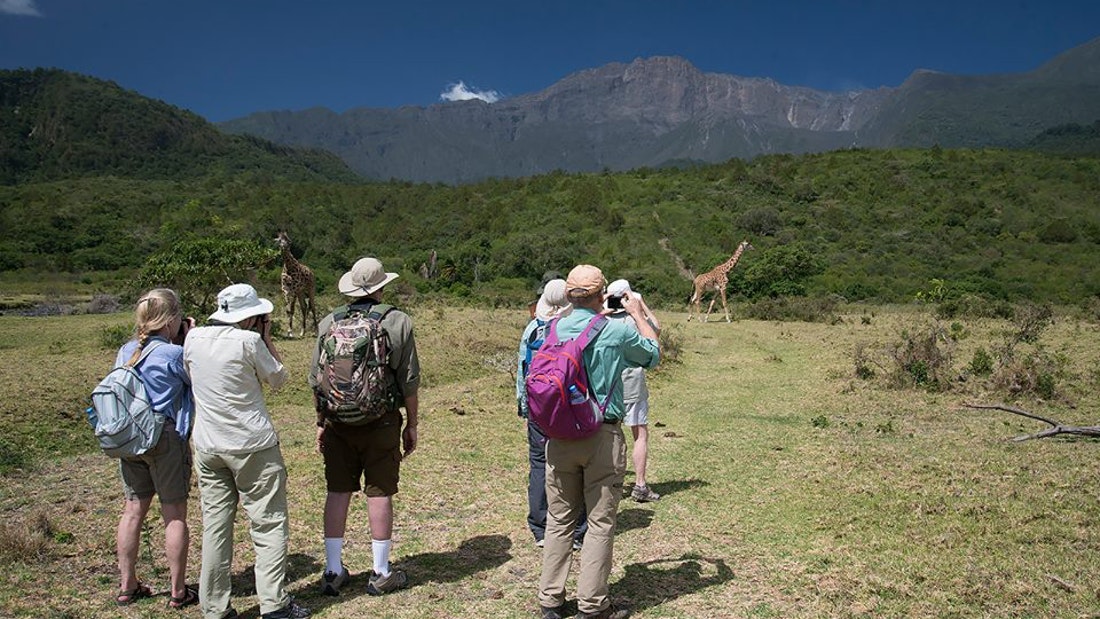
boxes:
[126,289,182,367]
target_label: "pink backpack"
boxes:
[524,315,615,440]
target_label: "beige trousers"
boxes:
[194,445,291,619]
[538,423,626,614]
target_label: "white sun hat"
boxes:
[208,283,274,323]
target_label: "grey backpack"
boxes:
[90,341,166,458]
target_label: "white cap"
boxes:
[607,279,632,298]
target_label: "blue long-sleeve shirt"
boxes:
[115,336,194,438]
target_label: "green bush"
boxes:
[968,347,994,376]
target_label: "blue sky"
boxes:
[2,1,1098,122]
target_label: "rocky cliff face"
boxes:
[219,40,1100,183]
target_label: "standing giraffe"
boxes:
[687,240,754,323]
[275,231,318,337]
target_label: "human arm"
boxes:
[633,293,660,333]
[249,315,287,389]
[623,294,659,341]
[402,394,418,456]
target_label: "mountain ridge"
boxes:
[219,37,1100,183]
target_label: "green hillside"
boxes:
[2,148,1099,308]
[0,68,359,184]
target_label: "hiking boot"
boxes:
[631,485,660,503]
[539,605,565,619]
[572,538,584,551]
[366,568,408,595]
[576,604,631,619]
[261,599,310,619]
[320,565,350,596]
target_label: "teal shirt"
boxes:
[553,307,660,422]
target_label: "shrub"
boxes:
[887,323,955,391]
[98,324,132,350]
[656,323,685,366]
[992,346,1066,399]
[1011,302,1054,344]
[968,347,994,376]
[853,343,877,379]
[0,511,51,563]
[744,296,838,322]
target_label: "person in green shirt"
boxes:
[537,264,659,619]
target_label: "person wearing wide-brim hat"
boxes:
[309,257,421,597]
[183,283,309,619]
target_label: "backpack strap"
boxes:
[544,314,606,349]
[367,303,394,321]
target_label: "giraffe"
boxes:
[687,240,754,323]
[275,231,318,338]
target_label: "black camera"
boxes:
[607,295,624,310]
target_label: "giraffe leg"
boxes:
[285,293,296,338]
[720,288,731,323]
[307,290,318,332]
[704,296,718,323]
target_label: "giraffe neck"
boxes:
[719,246,746,274]
[281,245,302,271]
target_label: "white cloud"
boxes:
[0,0,43,16]
[440,81,501,104]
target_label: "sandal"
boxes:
[116,583,152,606]
[168,584,199,609]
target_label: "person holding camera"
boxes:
[112,288,198,608]
[605,280,662,503]
[184,283,309,619]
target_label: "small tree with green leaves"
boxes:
[135,237,276,314]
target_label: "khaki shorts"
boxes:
[623,398,649,427]
[120,426,192,504]
[322,411,403,497]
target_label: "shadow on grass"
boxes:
[225,552,324,618]
[632,477,708,500]
[401,533,513,586]
[617,508,654,534]
[609,553,734,614]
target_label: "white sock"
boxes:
[372,539,392,576]
[324,537,344,574]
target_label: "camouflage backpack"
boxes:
[315,304,396,425]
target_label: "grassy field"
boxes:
[1,304,1099,618]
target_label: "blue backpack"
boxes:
[89,341,166,458]
[524,315,614,440]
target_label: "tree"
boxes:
[742,243,825,298]
[135,238,276,313]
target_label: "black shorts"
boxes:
[322,411,402,497]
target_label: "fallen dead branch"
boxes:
[963,403,1100,441]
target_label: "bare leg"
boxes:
[117,497,153,593]
[367,495,394,540]
[631,424,649,488]
[324,492,353,538]
[161,500,190,599]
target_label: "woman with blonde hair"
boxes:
[112,288,198,608]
